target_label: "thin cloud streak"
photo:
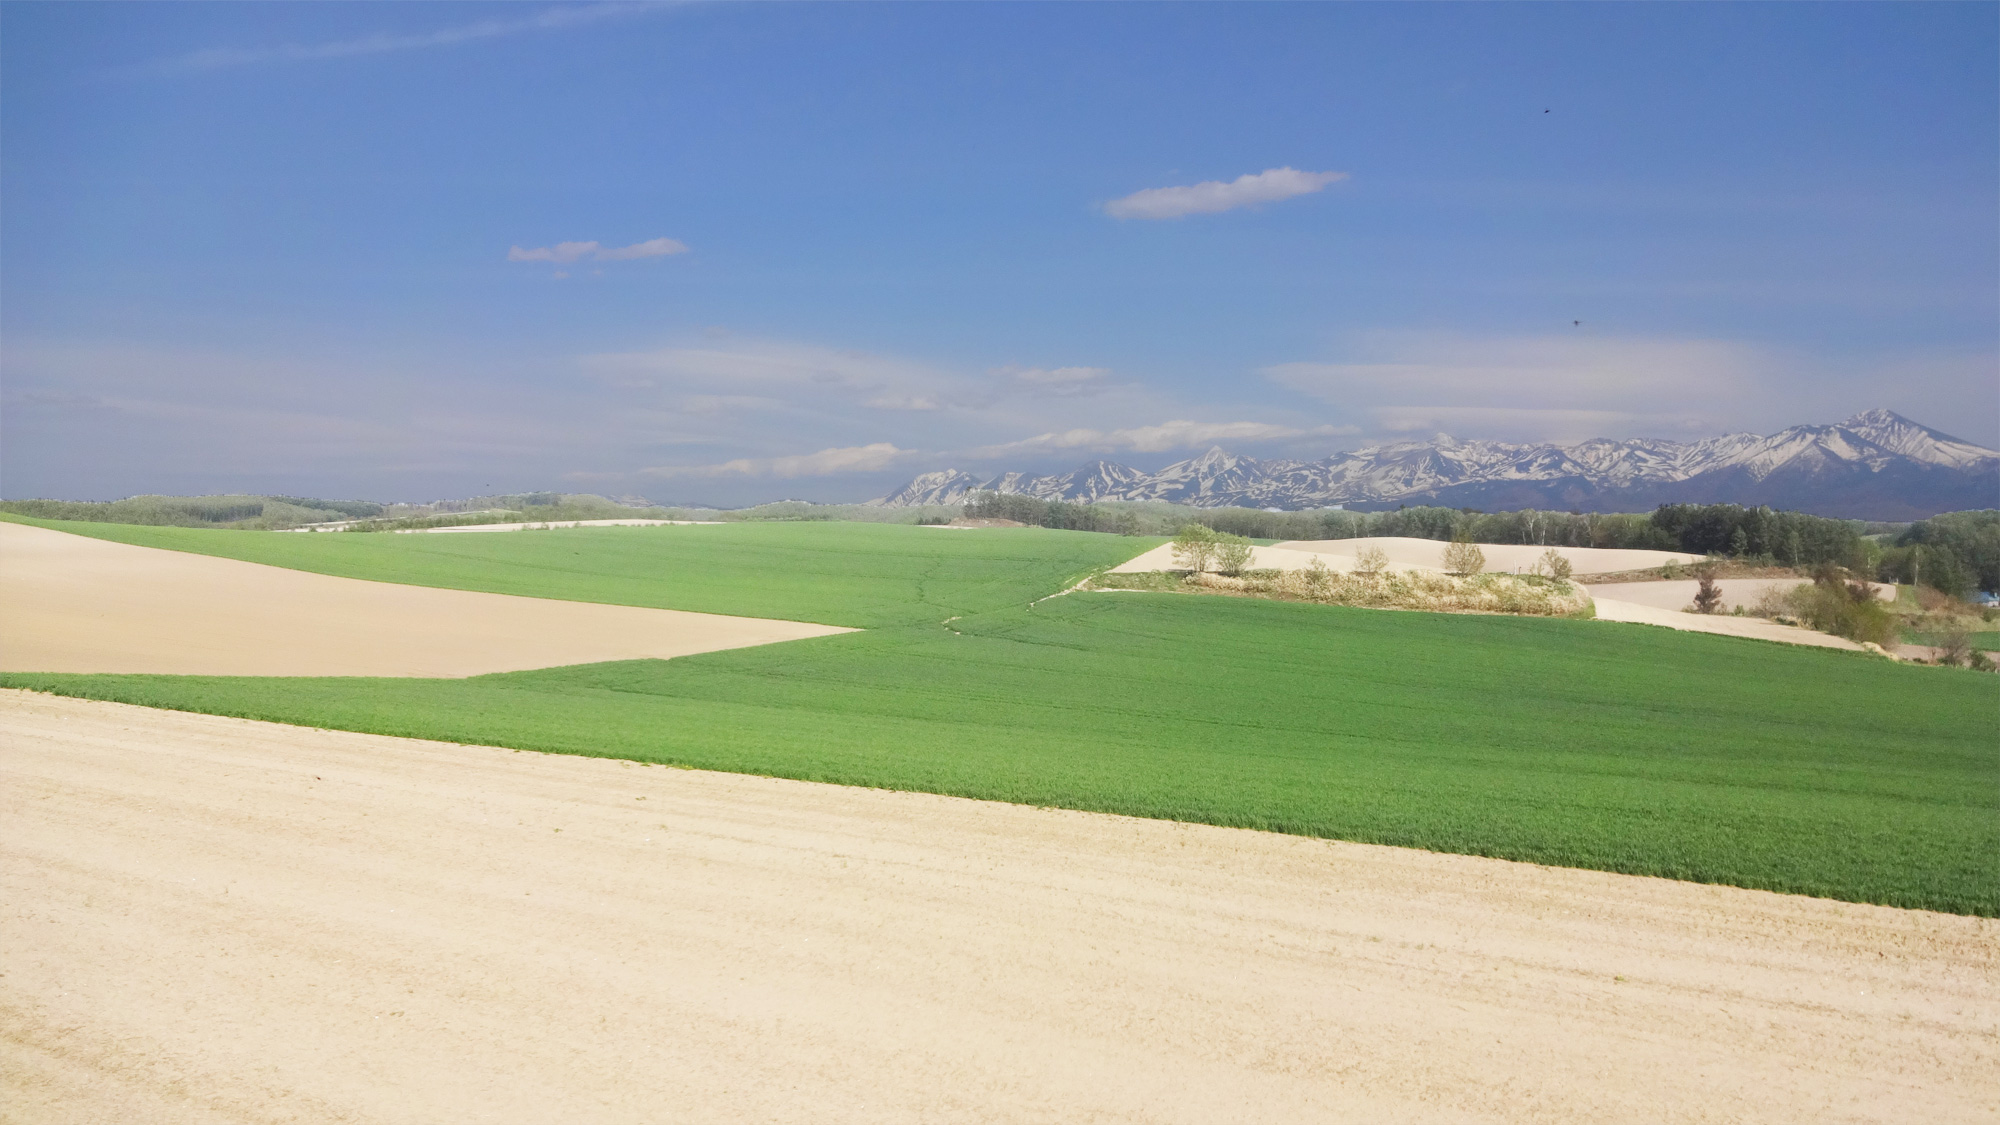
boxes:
[1105,167,1348,220]
[125,3,668,76]
[643,443,913,479]
[508,237,688,264]
[972,420,1357,458]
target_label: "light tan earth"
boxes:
[1588,595,1867,651]
[1115,538,1876,653]
[4,690,1995,1124]
[1587,577,1894,612]
[1110,541,1446,575]
[0,522,849,677]
[1121,539,1694,579]
[1280,536,1699,574]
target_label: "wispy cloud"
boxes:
[127,3,667,76]
[584,338,950,396]
[994,365,1111,385]
[643,443,913,479]
[1263,333,1773,442]
[508,237,688,264]
[1105,167,1348,221]
[974,419,1355,457]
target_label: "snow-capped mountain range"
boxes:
[873,410,1999,520]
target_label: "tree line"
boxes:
[963,491,1998,595]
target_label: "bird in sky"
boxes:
[1573,319,1582,326]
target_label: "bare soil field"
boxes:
[1120,539,1697,579]
[1280,537,1698,575]
[1587,578,1895,612]
[0,522,849,677]
[1110,541,1445,575]
[1588,595,1868,651]
[4,690,1993,1124]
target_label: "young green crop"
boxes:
[0,512,1153,628]
[9,593,1994,914]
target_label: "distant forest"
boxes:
[963,492,2000,595]
[5,489,1993,595]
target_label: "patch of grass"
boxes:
[0,512,1154,628]
[8,593,1994,915]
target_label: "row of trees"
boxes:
[962,492,1142,533]
[965,491,1882,568]
[1875,511,2000,597]
[0,494,385,530]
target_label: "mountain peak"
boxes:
[1842,407,1910,430]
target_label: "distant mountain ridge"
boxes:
[873,410,2000,520]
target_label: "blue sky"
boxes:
[3,2,1994,504]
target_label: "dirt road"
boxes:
[4,690,1994,1123]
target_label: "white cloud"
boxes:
[585,338,948,396]
[864,394,942,411]
[644,443,912,479]
[1105,167,1348,220]
[974,419,1355,457]
[508,237,688,264]
[594,237,690,261]
[126,3,667,76]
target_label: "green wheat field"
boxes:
[4,513,1994,915]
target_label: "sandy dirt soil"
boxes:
[1280,537,1698,575]
[4,691,1994,1124]
[0,522,849,677]
[1587,596,1866,651]
[1587,578,1891,613]
[1110,541,1444,575]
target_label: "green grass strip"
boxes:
[9,593,1994,915]
[0,512,1154,628]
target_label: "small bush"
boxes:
[1934,628,1973,668]
[1353,545,1389,576]
[1533,548,1573,582]
[1212,533,1255,576]
[1171,524,1217,573]
[1442,539,1485,577]
[1691,564,1725,615]
[1301,556,1334,598]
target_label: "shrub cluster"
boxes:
[1168,523,1253,574]
[1235,563,1590,617]
[1747,567,1899,646]
[1097,559,1590,618]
